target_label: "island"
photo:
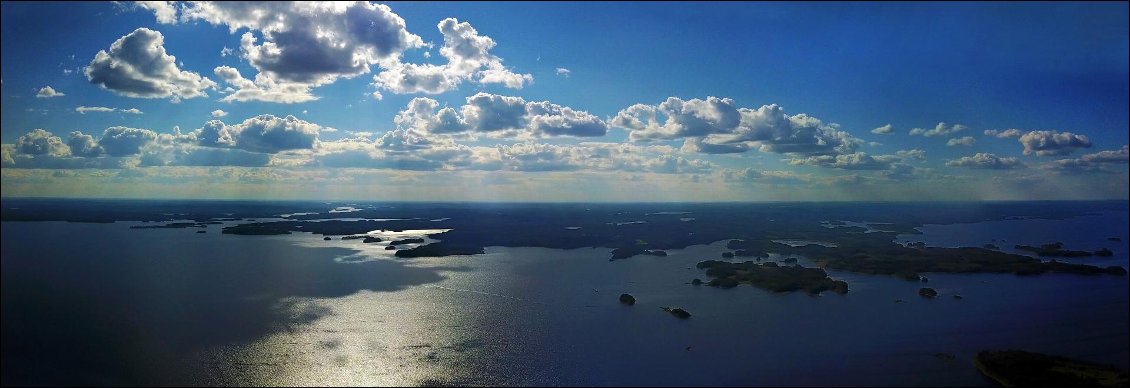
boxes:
[974,350,1128,387]
[919,288,938,298]
[661,307,692,319]
[695,260,849,295]
[203,202,1125,281]
[130,221,220,229]
[389,238,425,245]
[619,294,636,305]
[1014,242,1093,257]
[362,236,382,243]
[609,243,668,260]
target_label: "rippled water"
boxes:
[2,210,1127,386]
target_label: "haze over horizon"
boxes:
[2,2,1127,201]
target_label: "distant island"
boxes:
[975,350,1129,387]
[6,199,1123,283]
[130,221,220,229]
[1014,242,1094,257]
[695,260,849,295]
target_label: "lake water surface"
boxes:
[2,203,1126,386]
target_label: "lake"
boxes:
[2,201,1126,386]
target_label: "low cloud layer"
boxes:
[946,153,1025,169]
[611,97,862,156]
[394,93,608,138]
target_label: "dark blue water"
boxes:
[2,201,1127,386]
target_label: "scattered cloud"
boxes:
[197,114,324,153]
[213,65,317,103]
[67,131,103,157]
[75,106,143,114]
[394,93,608,138]
[373,18,531,94]
[99,126,159,156]
[178,2,422,84]
[85,28,216,100]
[946,153,1025,169]
[788,152,900,170]
[1018,130,1092,156]
[895,149,927,161]
[556,67,571,78]
[909,122,966,137]
[946,136,976,147]
[871,124,892,135]
[138,2,423,103]
[720,168,807,184]
[1040,145,1129,173]
[16,129,71,157]
[984,128,1022,138]
[1082,145,1129,163]
[36,86,65,98]
[134,1,177,24]
[612,97,862,156]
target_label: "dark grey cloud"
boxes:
[679,137,748,154]
[148,2,422,102]
[462,93,529,132]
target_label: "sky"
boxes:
[1,1,1127,202]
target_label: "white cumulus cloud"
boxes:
[909,122,966,137]
[36,86,65,98]
[85,28,216,100]
[373,18,531,95]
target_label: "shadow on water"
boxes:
[0,222,465,386]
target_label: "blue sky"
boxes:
[1,1,1127,201]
